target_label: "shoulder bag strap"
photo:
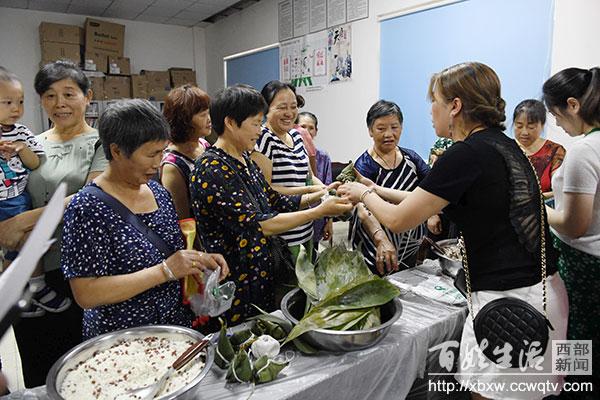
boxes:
[460,156,548,320]
[82,185,175,257]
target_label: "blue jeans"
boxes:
[0,191,32,260]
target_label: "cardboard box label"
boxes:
[85,18,125,57]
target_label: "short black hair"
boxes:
[513,99,546,125]
[34,60,90,96]
[260,80,298,106]
[366,100,403,129]
[297,111,318,128]
[98,99,169,160]
[0,66,20,85]
[210,84,267,136]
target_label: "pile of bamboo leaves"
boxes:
[284,245,400,344]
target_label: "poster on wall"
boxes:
[280,30,329,91]
[278,0,293,41]
[293,0,309,37]
[309,0,327,33]
[327,0,347,27]
[347,0,368,21]
[327,23,352,83]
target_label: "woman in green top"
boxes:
[0,61,108,386]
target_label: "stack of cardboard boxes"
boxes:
[38,19,197,102]
[39,22,84,67]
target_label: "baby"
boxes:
[0,66,70,317]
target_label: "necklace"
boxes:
[372,147,397,169]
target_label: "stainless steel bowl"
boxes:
[46,325,214,400]
[431,238,463,278]
[281,288,402,352]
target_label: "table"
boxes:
[3,261,467,400]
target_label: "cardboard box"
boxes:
[89,77,105,100]
[85,18,125,57]
[130,74,148,99]
[39,22,83,45]
[141,70,171,100]
[83,51,109,73]
[146,88,170,101]
[104,75,131,100]
[41,42,81,65]
[108,56,131,75]
[169,68,197,88]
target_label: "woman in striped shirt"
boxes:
[350,100,432,275]
[252,81,330,257]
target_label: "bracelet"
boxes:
[360,188,375,203]
[372,228,383,237]
[161,260,177,281]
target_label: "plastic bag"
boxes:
[189,266,236,317]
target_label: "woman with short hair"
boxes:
[61,99,228,339]
[191,84,351,324]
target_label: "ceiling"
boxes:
[0,0,260,27]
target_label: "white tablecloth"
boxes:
[4,261,468,400]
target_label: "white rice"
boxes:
[59,333,206,400]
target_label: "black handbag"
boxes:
[458,158,554,368]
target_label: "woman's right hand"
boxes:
[307,184,327,193]
[317,196,353,217]
[164,250,229,281]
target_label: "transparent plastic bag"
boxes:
[189,266,236,317]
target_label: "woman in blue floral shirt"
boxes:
[61,100,228,339]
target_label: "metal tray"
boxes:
[45,325,214,400]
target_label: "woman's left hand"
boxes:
[337,182,369,205]
[198,252,230,281]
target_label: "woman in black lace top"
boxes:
[339,62,568,400]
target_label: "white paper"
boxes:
[293,0,309,37]
[0,183,67,324]
[309,0,327,33]
[347,0,368,22]
[327,23,352,82]
[327,0,347,27]
[278,0,294,41]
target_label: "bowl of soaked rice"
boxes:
[46,325,214,400]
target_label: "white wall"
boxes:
[0,6,203,134]
[203,0,600,161]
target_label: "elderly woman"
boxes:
[61,99,228,340]
[513,99,565,198]
[0,61,109,385]
[191,84,352,325]
[160,84,212,220]
[349,100,430,275]
[252,81,330,257]
[339,62,568,400]
[542,67,599,395]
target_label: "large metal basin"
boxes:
[46,325,214,400]
[281,288,402,352]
